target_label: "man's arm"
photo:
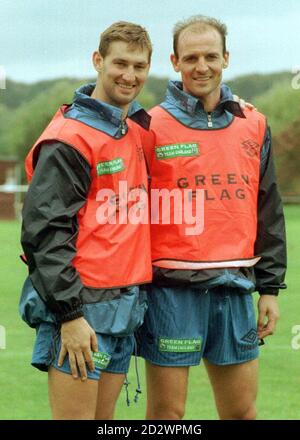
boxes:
[254,127,287,294]
[254,126,287,338]
[22,142,90,320]
[21,142,98,379]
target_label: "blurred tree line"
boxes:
[0,76,159,167]
[0,71,299,193]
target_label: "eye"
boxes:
[185,56,196,62]
[207,54,219,60]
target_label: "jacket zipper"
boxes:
[121,121,127,135]
[207,112,213,128]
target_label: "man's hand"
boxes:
[58,317,98,381]
[233,94,256,111]
[257,295,280,339]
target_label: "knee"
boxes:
[147,401,186,420]
[232,405,257,420]
[240,405,257,420]
[95,411,114,420]
[95,403,116,420]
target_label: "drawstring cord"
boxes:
[123,337,142,406]
[124,374,131,407]
[134,338,142,404]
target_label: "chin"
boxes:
[119,96,134,105]
[189,88,207,98]
[111,91,130,102]
[195,86,212,96]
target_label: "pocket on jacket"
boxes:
[19,277,56,328]
[83,287,148,337]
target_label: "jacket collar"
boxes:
[165,80,245,118]
[73,83,151,130]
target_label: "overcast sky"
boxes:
[1,0,300,83]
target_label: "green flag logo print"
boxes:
[155,142,199,160]
[96,158,125,175]
[92,351,111,369]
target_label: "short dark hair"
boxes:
[173,15,228,58]
[99,21,152,61]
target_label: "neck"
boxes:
[91,77,129,120]
[183,85,221,113]
[200,88,221,112]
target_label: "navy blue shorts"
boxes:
[137,285,259,366]
[20,277,148,380]
[32,322,135,379]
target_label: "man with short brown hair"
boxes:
[20,21,152,420]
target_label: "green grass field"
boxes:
[0,206,299,420]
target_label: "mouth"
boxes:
[116,83,136,91]
[193,77,211,82]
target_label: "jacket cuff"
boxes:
[57,307,84,323]
[258,289,279,296]
[258,283,287,296]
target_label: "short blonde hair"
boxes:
[99,21,152,61]
[173,15,228,58]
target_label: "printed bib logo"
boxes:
[96,158,125,175]
[159,338,202,353]
[241,139,260,157]
[155,143,199,160]
[92,351,111,369]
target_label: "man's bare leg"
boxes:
[48,367,98,419]
[145,362,189,420]
[204,358,258,420]
[95,372,125,420]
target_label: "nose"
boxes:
[195,57,209,73]
[122,66,136,83]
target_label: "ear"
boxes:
[170,54,180,73]
[92,51,103,73]
[223,51,229,69]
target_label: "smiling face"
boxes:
[93,40,150,112]
[171,25,229,111]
